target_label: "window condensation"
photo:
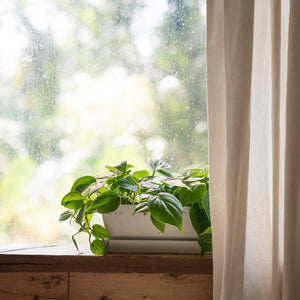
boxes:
[0,0,207,243]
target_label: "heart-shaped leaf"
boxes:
[148,192,183,231]
[90,239,106,255]
[71,176,96,193]
[132,202,149,215]
[133,170,149,179]
[118,176,139,192]
[92,224,110,238]
[61,192,84,209]
[86,191,121,214]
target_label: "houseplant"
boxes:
[59,159,211,255]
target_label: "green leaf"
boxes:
[127,164,134,170]
[132,202,149,215]
[151,215,165,234]
[90,239,106,255]
[179,188,193,206]
[118,176,139,192]
[133,170,149,179]
[61,192,84,209]
[135,193,152,202]
[202,192,210,221]
[145,159,171,173]
[192,183,207,203]
[106,161,127,173]
[85,191,121,214]
[156,169,173,177]
[185,168,205,177]
[71,176,96,193]
[164,178,189,188]
[75,205,86,226]
[92,224,110,239]
[189,202,211,235]
[59,210,72,222]
[88,181,106,196]
[198,227,212,254]
[148,192,183,231]
[72,235,79,252]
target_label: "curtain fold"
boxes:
[207,0,300,299]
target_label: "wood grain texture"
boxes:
[0,253,212,274]
[0,272,68,300]
[69,273,213,300]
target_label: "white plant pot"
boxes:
[102,205,200,254]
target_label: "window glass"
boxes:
[0,0,207,243]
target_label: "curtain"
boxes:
[207,1,300,299]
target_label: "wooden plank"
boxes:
[69,272,213,300]
[0,272,68,300]
[0,254,212,274]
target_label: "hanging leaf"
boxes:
[148,192,183,231]
[90,239,106,255]
[72,235,79,252]
[151,215,165,234]
[189,202,210,235]
[198,227,212,254]
[75,205,86,226]
[59,210,72,222]
[202,192,210,221]
[132,202,149,215]
[92,224,110,239]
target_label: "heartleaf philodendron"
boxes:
[59,159,211,255]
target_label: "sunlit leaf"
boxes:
[90,239,106,255]
[75,205,86,226]
[72,235,79,252]
[156,169,173,177]
[92,224,110,239]
[59,210,72,222]
[164,178,189,188]
[61,192,84,209]
[85,191,121,214]
[106,161,127,173]
[133,170,149,179]
[71,176,96,193]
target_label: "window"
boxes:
[0,0,207,244]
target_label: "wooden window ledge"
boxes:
[0,244,213,299]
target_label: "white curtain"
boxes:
[207,0,300,299]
